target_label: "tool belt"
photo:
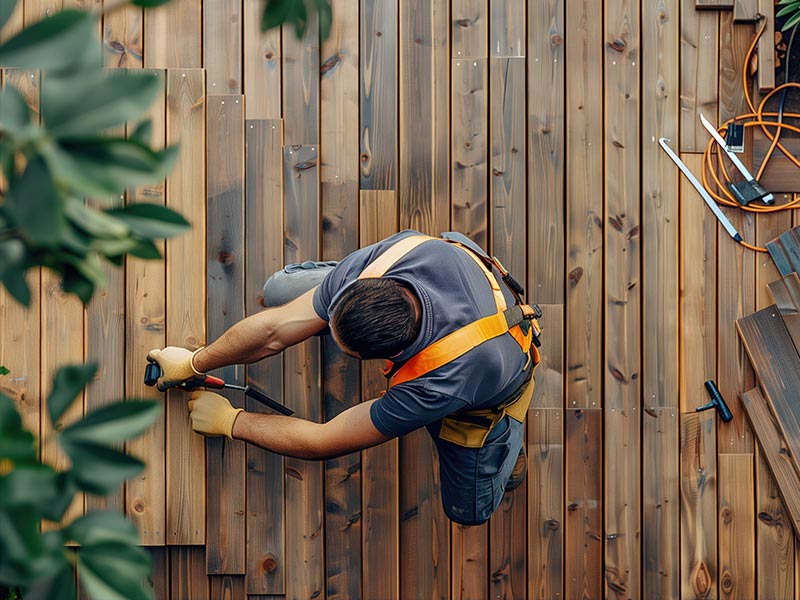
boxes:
[358,233,542,448]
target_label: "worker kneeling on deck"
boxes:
[148,230,541,525]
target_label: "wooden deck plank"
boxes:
[530,304,563,410]
[170,546,208,600]
[23,0,61,26]
[244,119,286,595]
[680,411,718,600]
[527,0,564,305]
[565,0,603,410]
[282,21,319,145]
[756,447,795,600]
[489,480,526,600]
[604,0,641,595]
[679,0,718,152]
[490,0,524,57]
[103,4,143,68]
[679,154,717,412]
[321,6,361,596]
[756,0,775,90]
[565,408,602,600]
[360,0,398,190]
[490,57,526,284]
[451,521,488,600]
[359,190,400,600]
[756,200,793,310]
[243,0,281,118]
[165,68,206,545]
[528,408,563,600]
[143,0,201,68]
[733,0,758,21]
[451,0,486,58]
[742,387,800,540]
[451,57,488,249]
[209,575,245,599]
[643,408,680,599]
[205,94,246,574]
[283,144,325,600]
[718,454,755,599]
[0,0,23,41]
[126,69,167,546]
[203,0,241,93]
[767,226,800,277]
[768,274,800,355]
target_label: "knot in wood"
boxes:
[262,554,278,573]
[608,38,626,52]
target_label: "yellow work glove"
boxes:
[188,391,244,439]
[147,346,204,390]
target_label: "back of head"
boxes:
[330,278,420,359]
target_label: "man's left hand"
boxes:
[188,391,244,439]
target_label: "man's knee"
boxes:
[262,261,337,307]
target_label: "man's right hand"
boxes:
[147,346,204,391]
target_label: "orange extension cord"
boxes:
[700,18,800,252]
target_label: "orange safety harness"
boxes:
[357,234,542,448]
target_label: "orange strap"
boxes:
[358,235,434,279]
[441,240,507,311]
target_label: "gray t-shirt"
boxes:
[313,230,529,439]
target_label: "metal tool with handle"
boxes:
[144,359,294,416]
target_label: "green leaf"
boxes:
[782,10,800,30]
[0,365,9,375]
[0,393,36,462]
[22,562,75,600]
[0,83,30,136]
[77,543,151,600]
[61,400,160,445]
[1,262,30,306]
[67,511,139,547]
[777,2,800,18]
[316,0,332,40]
[59,265,95,304]
[4,157,66,247]
[0,10,98,72]
[0,0,18,33]
[0,506,41,564]
[0,464,59,507]
[38,472,77,522]
[0,238,25,279]
[42,70,161,138]
[129,119,152,146]
[65,198,131,240]
[106,203,190,239]
[60,441,144,495]
[127,238,161,260]
[44,138,179,198]
[47,363,97,425]
[262,0,293,31]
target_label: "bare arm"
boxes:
[231,399,391,460]
[193,288,327,372]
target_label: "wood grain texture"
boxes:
[282,20,319,145]
[679,0,718,152]
[321,8,361,595]
[768,274,800,355]
[754,137,800,192]
[148,547,169,600]
[359,190,400,600]
[143,0,201,68]
[489,483,526,600]
[244,119,286,595]
[604,1,641,595]
[126,69,166,545]
[243,0,281,118]
[23,0,61,26]
[755,447,794,600]
[695,0,734,7]
[565,0,603,410]
[490,57,525,284]
[718,454,755,600]
[206,94,246,574]
[680,412,717,600]
[756,0,775,90]
[451,58,488,249]
[451,0,486,58]
[103,5,143,67]
[165,68,206,545]
[565,408,602,600]
[527,0,564,304]
[490,0,524,57]
[743,387,800,540]
[530,304,563,410]
[767,225,800,277]
[209,575,245,599]
[283,144,324,600]
[360,0,397,189]
[528,407,563,600]
[451,522,488,600]
[399,0,449,234]
[170,546,208,600]
[204,0,242,93]
[642,0,679,410]
[756,201,792,310]
[643,408,680,600]
[733,0,758,21]
[679,154,717,412]
[0,0,23,41]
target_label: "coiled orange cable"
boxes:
[700,17,800,252]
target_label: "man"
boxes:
[148,230,540,526]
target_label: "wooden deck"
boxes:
[0,0,798,598]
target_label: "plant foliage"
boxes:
[0,365,161,599]
[778,0,800,32]
[0,2,188,306]
[261,0,332,40]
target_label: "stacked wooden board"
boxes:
[737,273,800,539]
